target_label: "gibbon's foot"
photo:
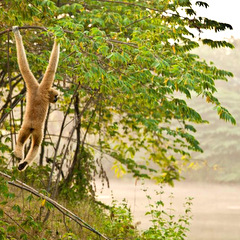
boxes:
[18,161,28,171]
[12,26,19,33]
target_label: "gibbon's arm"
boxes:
[40,40,60,90]
[12,26,39,90]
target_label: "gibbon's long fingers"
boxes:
[14,127,32,160]
[18,130,43,171]
[12,26,39,90]
[40,40,60,90]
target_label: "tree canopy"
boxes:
[0,0,235,194]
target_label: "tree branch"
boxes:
[0,26,47,37]
[0,25,138,48]
[0,171,110,240]
[96,0,159,12]
[47,83,80,192]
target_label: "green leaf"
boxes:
[202,39,234,49]
[12,204,21,214]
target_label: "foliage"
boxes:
[103,198,138,239]
[141,189,193,240]
[0,0,236,195]
[0,176,113,240]
[182,39,240,182]
[0,175,193,240]
[0,1,236,238]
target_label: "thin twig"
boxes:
[0,88,26,126]
[125,15,151,29]
[65,94,97,184]
[47,83,80,192]
[52,121,78,198]
[3,210,37,239]
[39,106,51,166]
[96,0,159,12]
[0,26,47,36]
[7,29,15,165]
[63,213,70,232]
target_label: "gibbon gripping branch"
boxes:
[12,26,59,171]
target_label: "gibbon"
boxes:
[12,26,60,171]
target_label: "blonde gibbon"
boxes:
[12,26,60,171]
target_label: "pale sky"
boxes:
[192,0,240,39]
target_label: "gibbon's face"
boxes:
[48,89,59,103]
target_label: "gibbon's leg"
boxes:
[14,126,32,160]
[40,39,60,90]
[18,129,43,171]
[12,26,39,90]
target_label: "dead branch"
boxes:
[0,171,110,240]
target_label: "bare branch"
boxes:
[0,171,110,240]
[47,83,80,191]
[0,26,47,37]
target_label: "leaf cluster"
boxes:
[0,0,235,188]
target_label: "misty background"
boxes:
[96,2,240,240]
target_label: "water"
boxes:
[96,179,240,240]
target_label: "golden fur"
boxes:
[12,26,60,171]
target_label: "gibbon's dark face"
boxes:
[53,95,58,102]
[49,89,59,103]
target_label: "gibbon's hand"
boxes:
[12,26,19,33]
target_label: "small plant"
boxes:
[103,198,138,239]
[140,187,193,240]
